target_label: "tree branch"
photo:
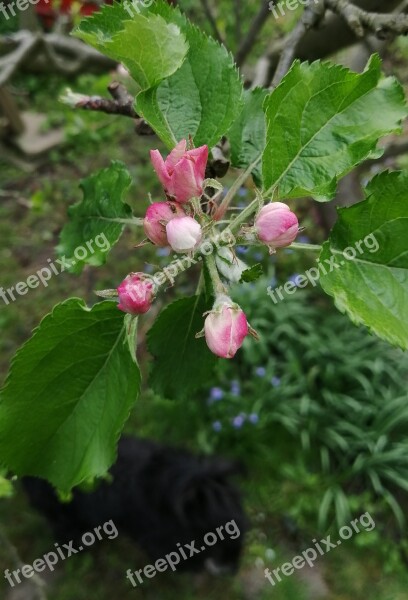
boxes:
[324,0,408,38]
[252,0,402,87]
[199,0,224,44]
[271,0,326,88]
[235,1,271,67]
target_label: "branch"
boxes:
[252,0,402,87]
[0,32,42,86]
[325,0,408,38]
[60,88,138,119]
[60,82,155,135]
[235,1,271,67]
[0,31,115,82]
[199,0,224,44]
[271,0,326,88]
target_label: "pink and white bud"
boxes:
[204,296,249,359]
[117,273,155,315]
[150,139,208,204]
[143,201,185,247]
[166,216,202,253]
[255,202,299,248]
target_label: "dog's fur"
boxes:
[23,436,247,574]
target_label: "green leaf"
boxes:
[147,295,216,398]
[262,55,407,201]
[136,8,243,148]
[0,473,13,498]
[57,161,132,274]
[228,88,267,186]
[0,300,140,493]
[75,1,243,148]
[73,1,130,48]
[75,10,188,90]
[319,170,408,350]
[240,263,264,283]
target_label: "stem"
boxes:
[213,155,262,221]
[290,242,322,252]
[111,217,144,226]
[204,252,227,296]
[228,197,259,235]
[195,270,205,295]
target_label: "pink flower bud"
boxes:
[166,216,202,253]
[204,296,249,359]
[143,201,185,247]
[117,273,155,315]
[255,202,299,248]
[150,140,208,204]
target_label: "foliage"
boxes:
[0,0,407,497]
[320,170,408,349]
[0,300,141,492]
[133,279,408,535]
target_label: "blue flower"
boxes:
[210,387,224,401]
[232,415,245,429]
[144,264,154,273]
[230,380,241,396]
[271,376,281,387]
[156,247,170,257]
[297,235,310,244]
[255,367,266,377]
[236,246,248,255]
[284,249,294,255]
[249,413,259,425]
[253,252,263,261]
[212,421,222,432]
[288,273,302,286]
[238,187,248,197]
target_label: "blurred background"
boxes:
[1,1,408,598]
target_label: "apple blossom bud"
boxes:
[143,201,185,246]
[117,273,155,315]
[150,139,208,204]
[204,296,249,359]
[255,202,299,248]
[166,216,202,253]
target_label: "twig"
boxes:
[324,0,408,38]
[235,1,271,67]
[0,32,41,86]
[0,31,115,84]
[234,0,242,49]
[271,0,326,88]
[60,89,139,119]
[60,82,155,135]
[199,0,224,44]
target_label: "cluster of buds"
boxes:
[116,139,300,360]
[143,140,208,253]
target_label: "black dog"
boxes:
[23,436,247,575]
